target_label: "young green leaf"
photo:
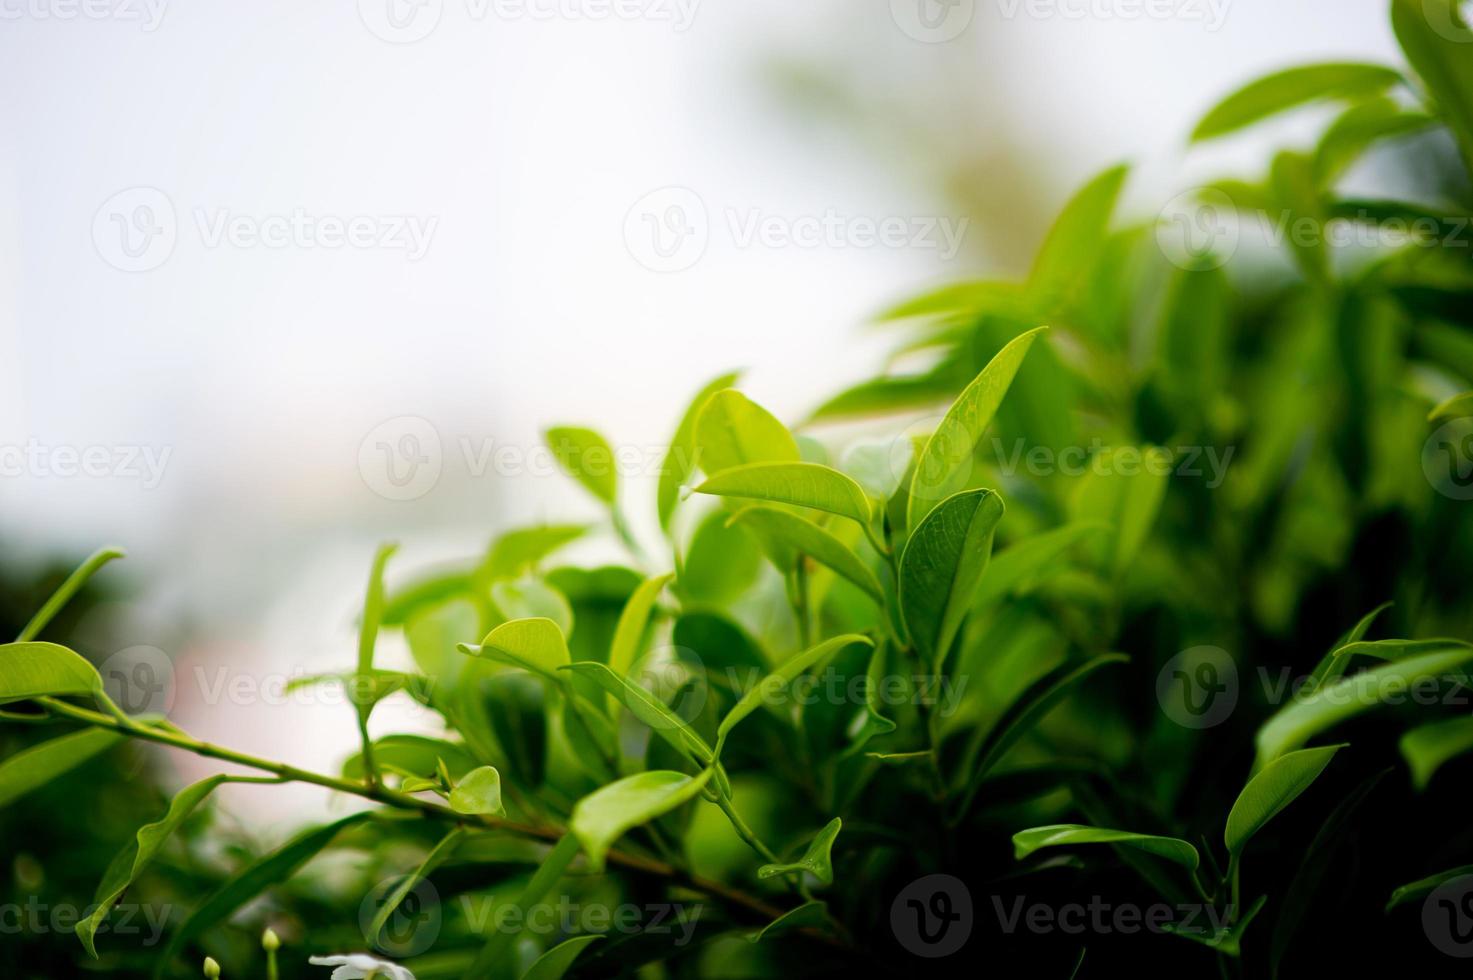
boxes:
[0,642,105,704]
[156,813,372,978]
[519,935,603,980]
[1011,825,1200,872]
[77,775,231,957]
[484,524,589,581]
[694,462,872,527]
[1387,865,1473,912]
[560,661,714,765]
[900,489,1004,667]
[1190,62,1402,142]
[448,766,505,815]
[17,546,126,642]
[546,426,619,505]
[608,572,674,680]
[1225,744,1344,856]
[1312,98,1434,184]
[491,578,574,636]
[907,327,1044,529]
[0,728,123,810]
[659,371,741,532]
[1028,166,1128,311]
[461,618,571,682]
[749,900,829,942]
[1400,716,1473,790]
[713,634,874,762]
[1255,645,1473,767]
[569,768,713,871]
[365,826,465,950]
[1303,601,1393,692]
[726,506,883,603]
[693,389,800,475]
[1068,446,1170,575]
[1393,0,1473,172]
[758,817,841,885]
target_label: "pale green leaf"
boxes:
[608,573,674,680]
[659,371,741,532]
[570,769,713,871]
[693,389,800,475]
[1393,0,1473,172]
[907,327,1045,529]
[462,618,571,682]
[1191,63,1402,142]
[448,766,505,815]
[0,642,104,704]
[695,462,872,527]
[726,506,883,603]
[546,426,619,505]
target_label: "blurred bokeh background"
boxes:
[0,0,1401,828]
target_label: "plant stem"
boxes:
[34,697,814,938]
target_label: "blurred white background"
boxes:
[0,0,1401,826]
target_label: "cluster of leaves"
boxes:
[5,2,1473,977]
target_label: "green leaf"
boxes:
[560,661,714,766]
[1190,63,1402,141]
[1333,638,1471,663]
[1011,825,1200,872]
[342,735,477,783]
[758,817,841,885]
[1303,602,1393,693]
[907,327,1045,529]
[749,900,829,942]
[952,654,1130,819]
[1255,645,1473,767]
[608,573,674,680]
[972,522,1106,608]
[485,525,589,581]
[876,279,1033,322]
[726,506,883,603]
[1430,391,1473,421]
[366,826,465,950]
[466,834,582,980]
[77,775,231,957]
[693,389,800,475]
[659,371,741,532]
[17,546,126,641]
[448,766,505,815]
[356,543,398,718]
[490,577,574,636]
[1225,744,1344,856]
[900,489,1005,666]
[0,728,123,810]
[520,935,603,980]
[156,813,372,978]
[713,634,874,762]
[0,642,105,704]
[569,769,713,871]
[694,462,873,527]
[1401,716,1473,790]
[1028,166,1128,311]
[462,618,571,682]
[546,426,619,505]
[1313,98,1435,184]
[1387,865,1473,912]
[1393,0,1473,173]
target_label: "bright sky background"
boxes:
[0,0,1403,825]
